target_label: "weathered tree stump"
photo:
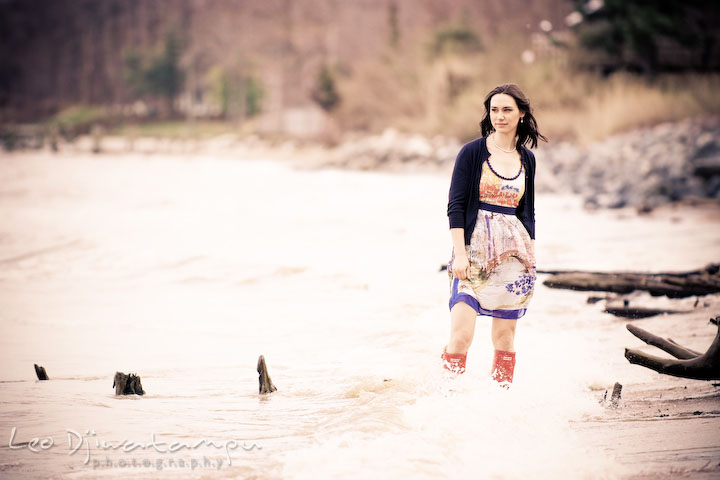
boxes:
[624,322,720,380]
[113,372,145,396]
[599,382,623,407]
[33,364,49,381]
[610,382,622,407]
[541,263,720,298]
[257,355,277,394]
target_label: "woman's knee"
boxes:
[492,329,514,346]
[449,303,477,351]
[491,321,516,348]
[450,328,474,350]
[450,316,476,350]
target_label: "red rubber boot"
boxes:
[491,350,516,387]
[441,347,467,374]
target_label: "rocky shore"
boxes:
[535,116,720,210]
[3,115,719,211]
[320,116,720,211]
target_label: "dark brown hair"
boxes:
[479,83,547,149]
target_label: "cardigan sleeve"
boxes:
[447,143,472,229]
[511,147,537,240]
[524,149,536,239]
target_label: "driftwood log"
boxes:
[541,263,720,298]
[604,306,691,319]
[257,355,277,394]
[624,323,720,380]
[113,372,145,395]
[34,364,49,381]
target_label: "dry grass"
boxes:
[529,72,720,145]
[332,38,720,145]
[110,119,241,139]
[333,53,427,134]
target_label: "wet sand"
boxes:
[0,150,718,479]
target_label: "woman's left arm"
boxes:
[528,149,536,240]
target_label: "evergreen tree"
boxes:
[124,32,185,116]
[571,0,717,73]
[311,65,340,111]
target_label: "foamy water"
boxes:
[1,152,718,479]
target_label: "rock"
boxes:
[693,155,720,179]
[405,134,433,159]
[535,116,720,210]
[326,128,460,170]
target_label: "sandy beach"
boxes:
[0,150,719,479]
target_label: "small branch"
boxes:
[626,324,700,359]
[666,338,702,358]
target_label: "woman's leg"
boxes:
[447,302,477,354]
[491,317,517,351]
[441,302,477,374]
[491,317,518,385]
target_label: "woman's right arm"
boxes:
[447,144,471,230]
[447,144,472,280]
[450,228,469,280]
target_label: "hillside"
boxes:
[2,0,719,144]
[0,0,573,120]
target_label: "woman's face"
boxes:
[489,93,525,134]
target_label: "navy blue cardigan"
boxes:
[447,137,536,244]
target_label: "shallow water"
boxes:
[1,152,718,479]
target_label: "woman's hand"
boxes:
[450,228,470,280]
[452,253,470,280]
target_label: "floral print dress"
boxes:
[448,160,536,319]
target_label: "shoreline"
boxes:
[4,113,719,214]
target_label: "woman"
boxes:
[442,83,546,387]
